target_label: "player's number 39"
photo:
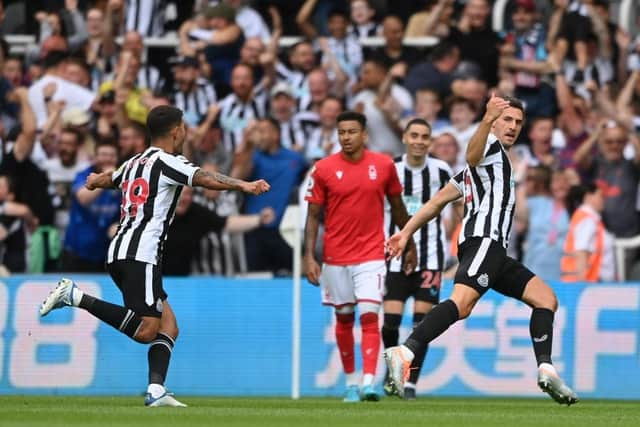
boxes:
[121,178,149,218]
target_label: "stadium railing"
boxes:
[6,34,439,56]
[614,234,640,281]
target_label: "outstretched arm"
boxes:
[192,168,270,195]
[387,193,418,273]
[386,182,462,259]
[85,171,116,190]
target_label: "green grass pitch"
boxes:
[1,396,639,427]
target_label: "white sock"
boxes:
[538,362,557,375]
[362,373,375,387]
[147,383,166,398]
[71,287,83,307]
[345,372,358,387]
[404,382,416,390]
[400,345,415,361]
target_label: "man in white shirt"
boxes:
[350,59,413,157]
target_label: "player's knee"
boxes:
[541,291,558,312]
[335,309,355,325]
[135,328,157,343]
[134,319,161,343]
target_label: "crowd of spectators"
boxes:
[0,0,638,281]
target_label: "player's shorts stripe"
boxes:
[145,263,154,306]
[468,237,491,276]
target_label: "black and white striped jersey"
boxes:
[218,86,269,152]
[320,36,363,77]
[386,155,452,272]
[452,136,516,249]
[172,78,217,121]
[278,111,319,150]
[137,65,165,93]
[107,147,200,265]
[125,0,166,37]
[275,63,310,112]
[191,190,247,276]
[348,23,380,39]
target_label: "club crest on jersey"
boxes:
[368,165,377,180]
[336,171,343,179]
[477,273,489,288]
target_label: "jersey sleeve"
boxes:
[304,164,327,205]
[112,162,126,188]
[449,170,465,195]
[385,160,403,196]
[158,154,201,187]
[477,136,503,166]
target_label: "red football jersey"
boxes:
[305,150,403,264]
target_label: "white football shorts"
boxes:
[319,260,386,307]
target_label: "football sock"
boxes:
[362,373,375,387]
[530,307,554,366]
[405,299,459,355]
[381,313,401,348]
[409,312,427,384]
[79,294,142,338]
[360,312,380,377]
[148,332,175,385]
[335,313,356,375]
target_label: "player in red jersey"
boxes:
[304,110,417,402]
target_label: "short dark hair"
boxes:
[124,121,147,137]
[445,95,476,113]
[404,117,432,134]
[43,50,69,70]
[363,57,389,72]
[146,106,183,141]
[60,127,84,145]
[95,136,119,153]
[337,111,367,129]
[263,116,281,135]
[320,95,345,110]
[429,41,458,62]
[502,95,525,115]
[567,182,598,215]
[328,7,349,20]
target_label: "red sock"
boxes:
[335,313,355,374]
[360,312,380,376]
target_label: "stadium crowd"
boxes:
[0,0,638,281]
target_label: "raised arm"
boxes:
[572,119,606,170]
[303,202,322,285]
[102,0,124,58]
[466,94,510,167]
[296,0,319,39]
[192,168,270,195]
[11,88,37,162]
[386,182,462,259]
